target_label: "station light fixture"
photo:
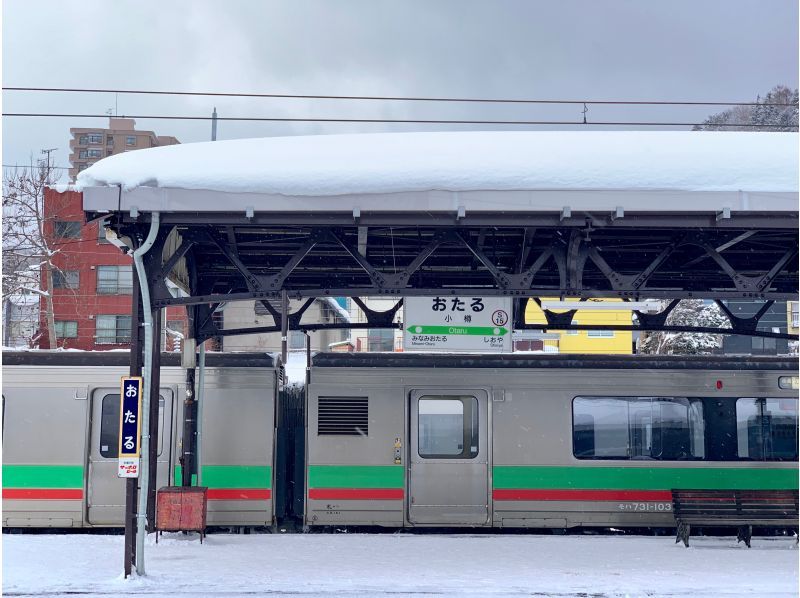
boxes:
[539,300,662,314]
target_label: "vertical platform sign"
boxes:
[118,376,143,478]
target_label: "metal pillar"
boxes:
[305,331,311,388]
[281,291,289,365]
[182,363,197,486]
[132,212,160,576]
[124,267,144,578]
[145,307,162,532]
[196,342,206,486]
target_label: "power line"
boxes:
[1,112,794,128]
[3,164,72,169]
[4,86,797,107]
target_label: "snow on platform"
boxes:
[3,532,797,597]
[79,131,798,215]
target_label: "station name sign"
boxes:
[403,296,512,353]
[118,376,143,478]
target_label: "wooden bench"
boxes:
[672,489,798,547]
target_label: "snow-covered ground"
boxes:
[3,532,797,597]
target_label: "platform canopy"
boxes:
[80,130,798,341]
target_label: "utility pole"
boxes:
[211,107,218,141]
[40,148,57,171]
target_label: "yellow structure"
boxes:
[523,298,634,354]
[788,301,799,336]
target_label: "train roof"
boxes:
[311,352,798,371]
[1,351,277,368]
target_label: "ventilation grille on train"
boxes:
[318,397,369,436]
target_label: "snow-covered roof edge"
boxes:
[77,131,799,198]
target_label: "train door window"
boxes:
[736,398,798,461]
[98,394,166,458]
[418,396,479,459]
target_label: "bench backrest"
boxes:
[672,489,799,520]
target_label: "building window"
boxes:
[54,320,78,338]
[52,270,79,289]
[289,330,306,350]
[96,315,132,344]
[53,221,81,239]
[107,136,114,145]
[88,149,102,158]
[367,328,394,351]
[736,398,798,461]
[572,396,705,460]
[751,336,777,355]
[78,135,89,145]
[97,221,110,244]
[791,302,799,328]
[96,265,133,294]
[107,150,113,156]
[587,330,614,338]
[88,133,103,144]
[126,136,137,146]
[77,163,88,172]
[79,149,88,159]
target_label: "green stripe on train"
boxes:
[173,465,271,488]
[2,465,84,488]
[493,466,799,490]
[308,465,404,488]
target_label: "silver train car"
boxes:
[306,353,798,529]
[2,351,280,528]
[3,351,797,531]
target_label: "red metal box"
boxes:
[156,486,208,542]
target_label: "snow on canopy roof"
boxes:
[77,131,798,196]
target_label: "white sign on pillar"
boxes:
[403,296,512,353]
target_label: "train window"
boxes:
[572,396,705,460]
[736,398,798,461]
[99,394,166,458]
[418,395,479,459]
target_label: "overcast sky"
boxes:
[3,0,798,179]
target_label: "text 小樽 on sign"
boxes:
[403,296,512,353]
[118,376,143,478]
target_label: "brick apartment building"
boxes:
[69,117,179,180]
[38,187,186,350]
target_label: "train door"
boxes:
[87,388,174,525]
[408,389,489,525]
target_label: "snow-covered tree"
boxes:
[693,85,798,131]
[638,300,728,355]
[3,158,64,349]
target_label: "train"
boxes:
[2,351,797,530]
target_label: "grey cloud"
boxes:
[3,0,797,172]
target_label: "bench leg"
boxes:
[737,525,752,548]
[676,522,690,547]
